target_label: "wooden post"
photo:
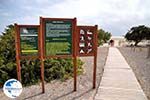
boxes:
[41,59,45,93]
[73,57,77,91]
[15,24,21,82]
[73,18,77,91]
[40,17,45,93]
[93,25,98,89]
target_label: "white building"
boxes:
[110,36,127,47]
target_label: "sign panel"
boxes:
[20,27,39,56]
[77,26,97,56]
[45,20,72,56]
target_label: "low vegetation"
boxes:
[97,29,111,46]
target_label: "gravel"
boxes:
[0,47,108,100]
[118,47,150,100]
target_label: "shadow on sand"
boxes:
[53,88,94,100]
[23,92,43,100]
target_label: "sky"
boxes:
[0,0,150,36]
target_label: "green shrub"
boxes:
[21,59,41,86]
[0,25,17,86]
[44,58,84,82]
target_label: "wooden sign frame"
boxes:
[15,24,45,93]
[15,17,98,94]
[15,25,40,59]
[77,26,97,56]
[77,25,98,88]
[40,17,76,59]
[40,17,77,91]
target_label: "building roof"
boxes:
[110,36,125,40]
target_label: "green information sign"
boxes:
[20,27,38,56]
[45,20,72,56]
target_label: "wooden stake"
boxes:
[40,17,45,93]
[15,24,21,82]
[73,57,77,91]
[93,25,98,89]
[73,18,77,91]
[41,59,45,93]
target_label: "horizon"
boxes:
[0,0,150,36]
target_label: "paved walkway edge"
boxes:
[94,47,148,100]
